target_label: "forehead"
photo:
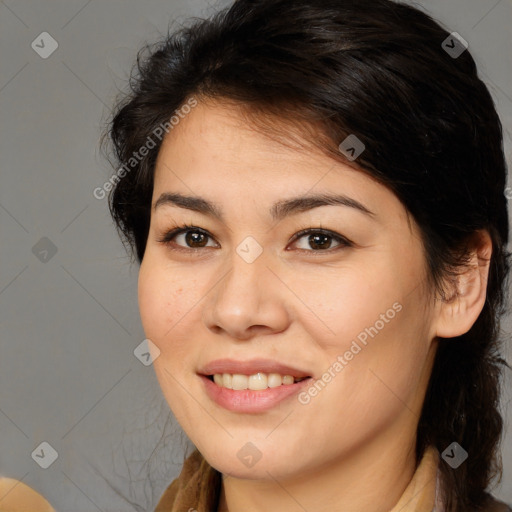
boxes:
[150,100,419,249]
[154,98,370,188]
[157,99,328,170]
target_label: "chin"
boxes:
[199,442,310,481]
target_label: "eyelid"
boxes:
[157,224,353,253]
[156,224,218,250]
[288,227,353,252]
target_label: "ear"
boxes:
[434,230,493,339]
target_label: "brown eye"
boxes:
[290,229,352,252]
[307,233,333,250]
[183,230,209,248]
[158,225,218,250]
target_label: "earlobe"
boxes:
[434,230,492,339]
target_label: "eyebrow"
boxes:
[153,192,376,221]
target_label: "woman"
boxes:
[105,0,511,510]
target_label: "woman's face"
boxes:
[138,98,439,480]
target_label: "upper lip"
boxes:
[199,358,311,378]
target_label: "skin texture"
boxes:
[138,98,492,512]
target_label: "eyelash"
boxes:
[156,223,353,255]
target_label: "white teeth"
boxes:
[223,373,233,389]
[231,374,248,390]
[267,373,283,388]
[211,372,306,390]
[282,375,294,385]
[248,373,267,390]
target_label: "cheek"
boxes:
[138,259,197,413]
[137,257,189,348]
[318,291,430,426]
[296,263,402,352]
[300,317,428,449]
[300,256,430,402]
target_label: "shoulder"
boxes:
[0,477,55,512]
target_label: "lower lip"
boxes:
[200,375,312,413]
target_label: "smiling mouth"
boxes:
[207,372,310,390]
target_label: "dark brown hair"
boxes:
[103,0,511,509]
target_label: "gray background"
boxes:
[0,0,511,510]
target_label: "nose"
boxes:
[202,247,291,340]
